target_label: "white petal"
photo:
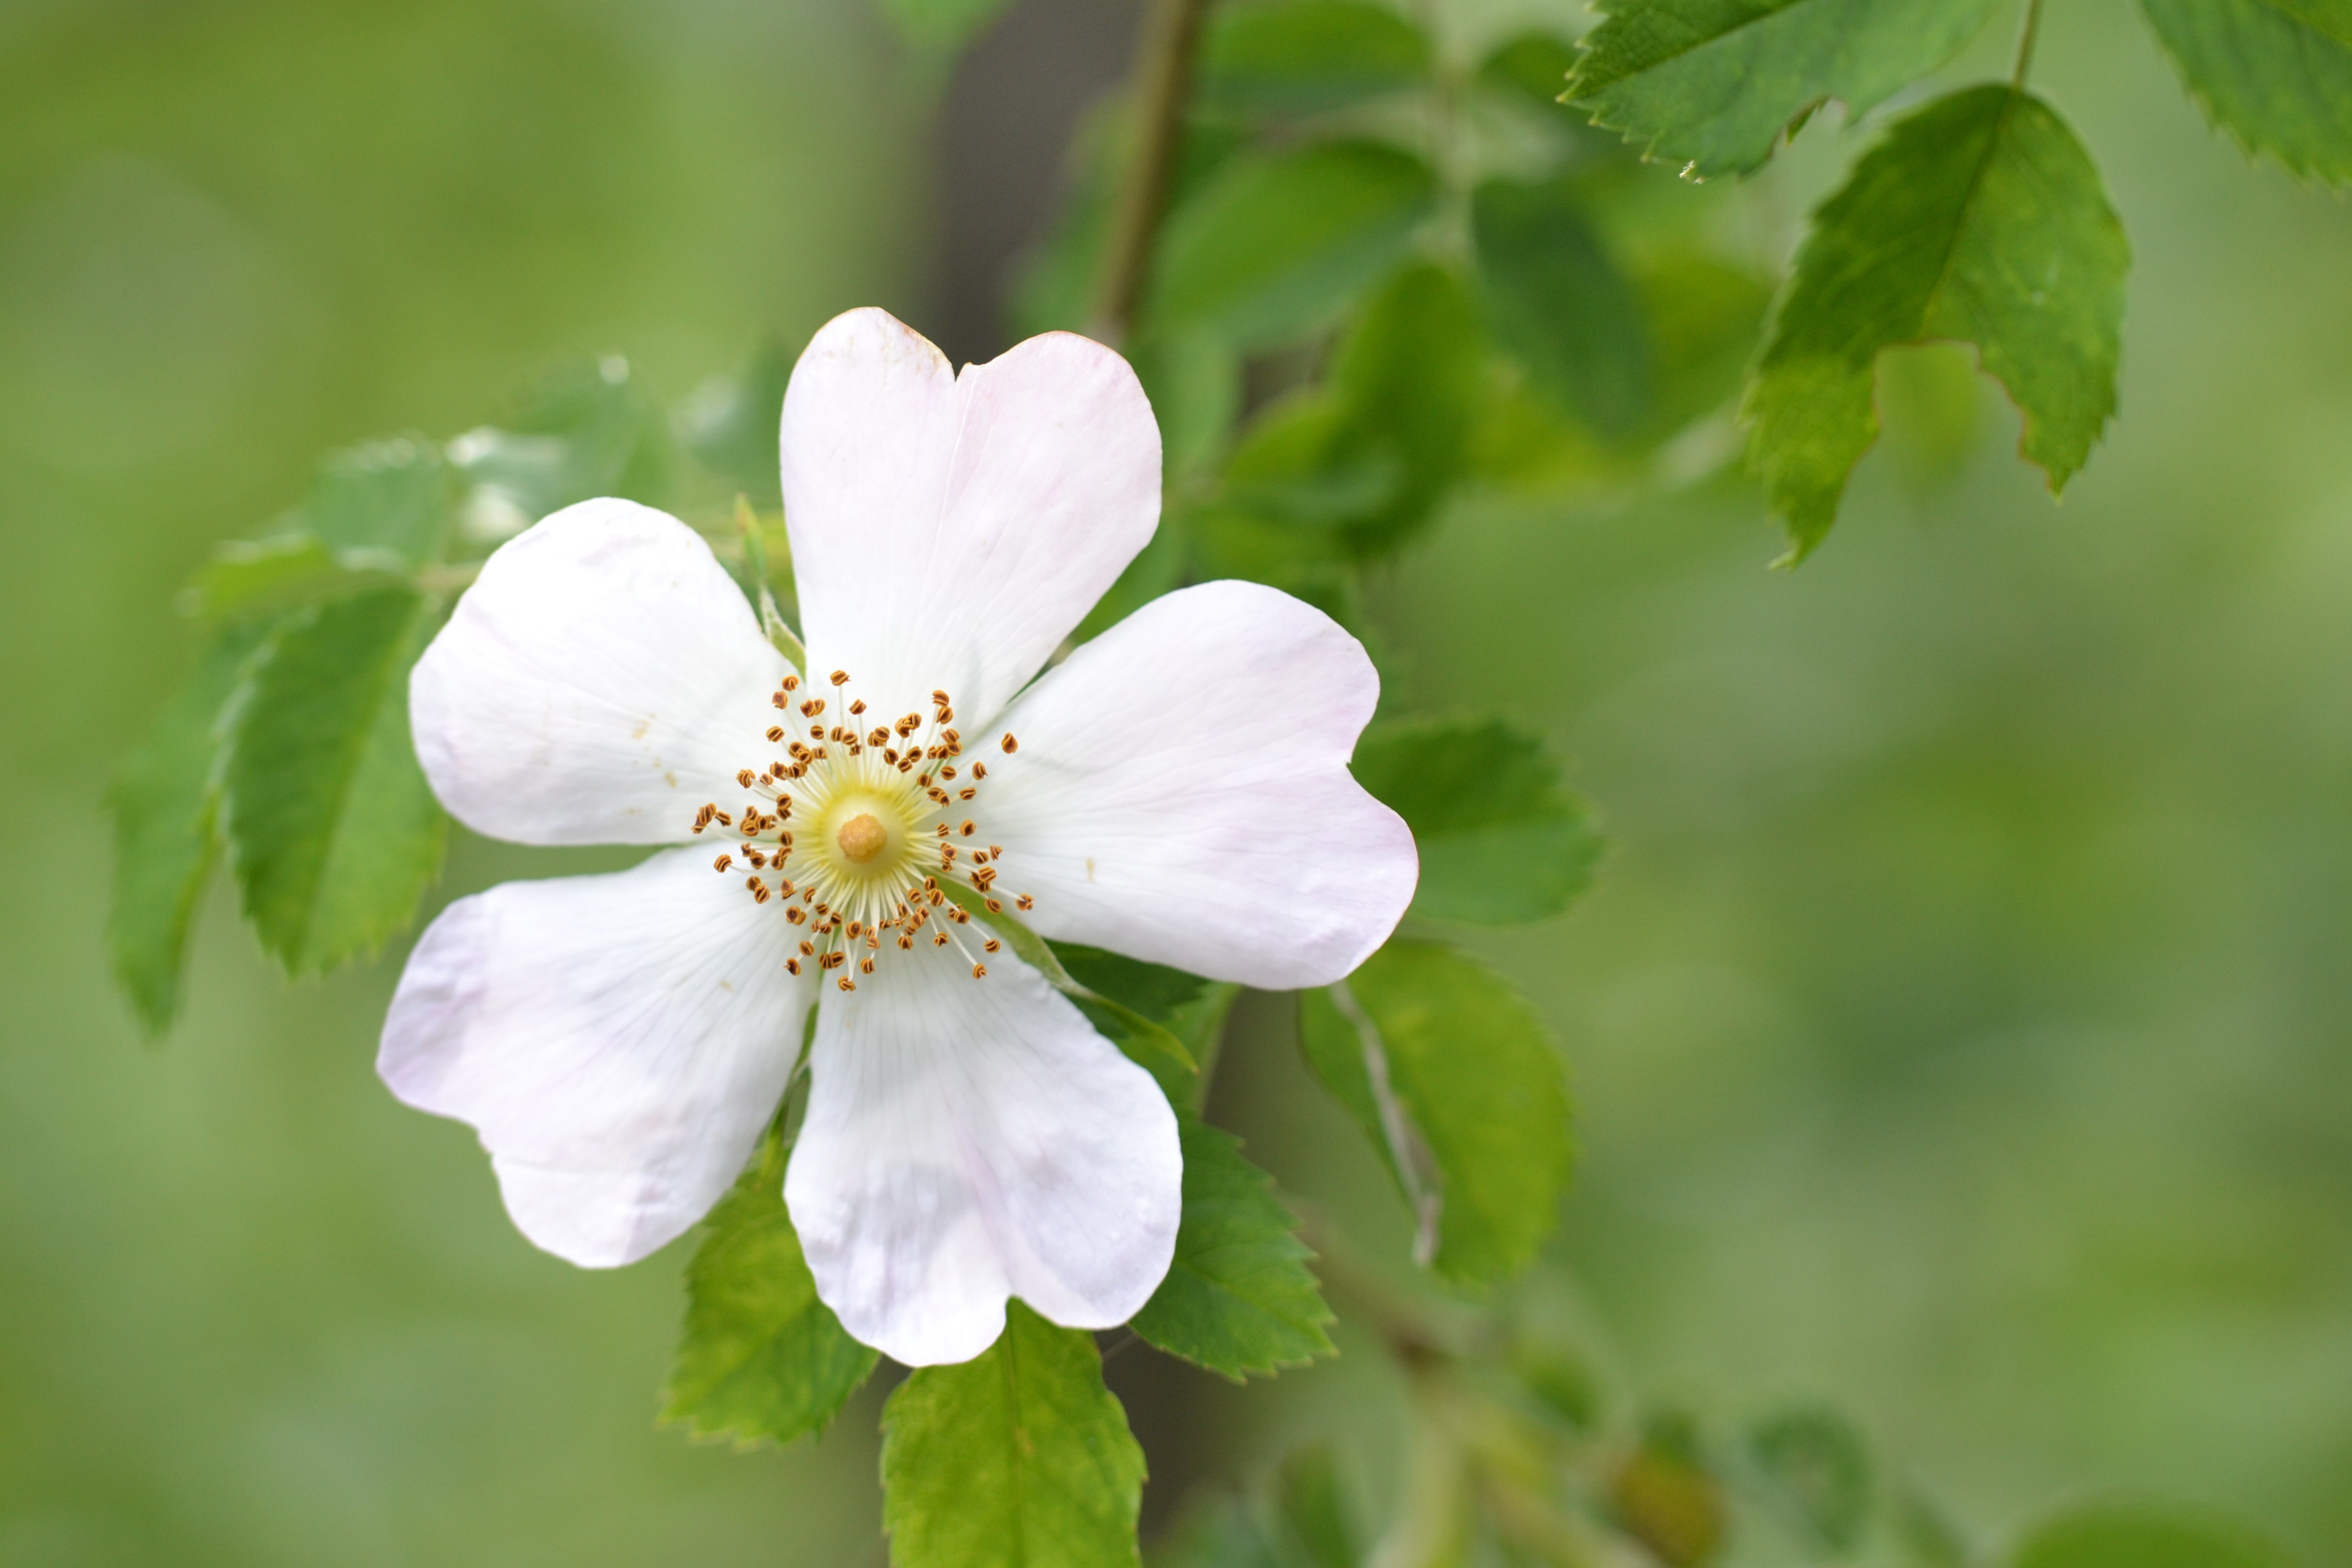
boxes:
[411,497,790,846]
[778,307,1161,727]
[982,580,1416,991]
[380,848,810,1267]
[785,947,1180,1366]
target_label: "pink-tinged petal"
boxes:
[380,848,809,1267]
[779,307,1161,728]
[411,498,790,847]
[981,580,1416,991]
[786,947,1180,1366]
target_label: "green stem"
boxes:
[2011,0,2045,87]
[1088,0,1212,343]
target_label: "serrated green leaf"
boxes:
[1152,141,1439,349]
[2141,0,2352,183]
[1199,0,1432,117]
[225,589,447,973]
[1300,941,1573,1287]
[1352,717,1600,925]
[1131,1114,1334,1381]
[877,0,1013,51]
[449,359,666,542]
[2011,1507,2293,1568]
[1744,85,2129,560]
[1747,1408,1872,1556]
[1472,174,1654,437]
[108,623,271,1037]
[304,437,452,567]
[881,1300,1146,1568]
[1563,0,2001,177]
[680,338,792,507]
[661,1129,878,1448]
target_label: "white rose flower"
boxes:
[378,308,1417,1365]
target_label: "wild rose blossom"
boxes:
[378,308,1417,1365]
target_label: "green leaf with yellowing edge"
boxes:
[108,623,271,1036]
[882,1301,1146,1568]
[1744,85,2129,561]
[1131,1113,1334,1381]
[1563,0,2000,177]
[226,589,447,973]
[1300,941,1572,1287]
[1353,717,1599,925]
[2141,0,2352,184]
[662,1129,877,1448]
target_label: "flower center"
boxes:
[688,669,1034,994]
[835,812,889,865]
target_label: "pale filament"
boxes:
[691,669,1031,991]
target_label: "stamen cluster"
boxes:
[691,669,1032,992]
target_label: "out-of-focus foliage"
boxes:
[56,0,2352,1560]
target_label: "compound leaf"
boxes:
[1472,174,1654,437]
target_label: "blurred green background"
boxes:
[5,0,2350,1562]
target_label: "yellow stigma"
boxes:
[836,812,888,864]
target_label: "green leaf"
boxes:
[1214,263,1483,557]
[1477,31,1584,113]
[1152,1493,1280,1568]
[661,1129,878,1448]
[449,358,666,543]
[1199,0,1432,118]
[2141,0,2352,183]
[1272,1444,1361,1568]
[1130,1113,1335,1381]
[1472,174,1654,437]
[1747,1408,1873,1556]
[1563,0,2001,177]
[1298,941,1573,1287]
[178,534,412,622]
[1743,85,2129,561]
[303,437,452,568]
[876,0,1013,52]
[680,338,791,507]
[225,589,448,973]
[881,1300,1146,1568]
[1151,141,1439,349]
[108,624,271,1036]
[2011,1507,2293,1568]
[1352,717,1600,925]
